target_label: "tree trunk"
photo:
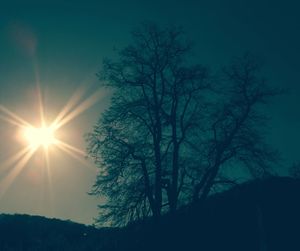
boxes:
[153,137,162,217]
[198,166,219,202]
[170,142,179,213]
[193,169,212,202]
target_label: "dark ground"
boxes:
[0,176,299,251]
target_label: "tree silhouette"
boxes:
[86,23,280,226]
[192,55,281,202]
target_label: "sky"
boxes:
[0,0,299,225]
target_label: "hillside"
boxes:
[122,176,300,251]
[0,176,299,250]
[0,214,118,251]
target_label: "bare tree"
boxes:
[86,23,209,225]
[86,23,280,226]
[192,54,280,202]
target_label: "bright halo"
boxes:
[23,126,57,149]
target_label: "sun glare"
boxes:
[23,126,57,149]
[0,82,103,199]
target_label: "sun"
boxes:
[0,83,103,198]
[23,125,57,149]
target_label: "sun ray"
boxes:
[43,146,54,214]
[55,143,96,173]
[0,105,32,127]
[50,67,100,130]
[32,60,55,216]
[55,139,86,156]
[44,147,51,174]
[0,114,26,128]
[0,147,36,199]
[37,84,45,127]
[51,84,88,129]
[1,146,33,171]
[53,89,105,129]
[32,59,46,127]
[44,147,52,190]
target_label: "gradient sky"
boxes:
[0,0,299,225]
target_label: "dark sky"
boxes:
[0,0,299,224]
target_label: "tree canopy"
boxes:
[86,23,280,226]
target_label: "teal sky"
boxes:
[0,0,299,224]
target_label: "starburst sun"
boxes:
[0,83,104,199]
